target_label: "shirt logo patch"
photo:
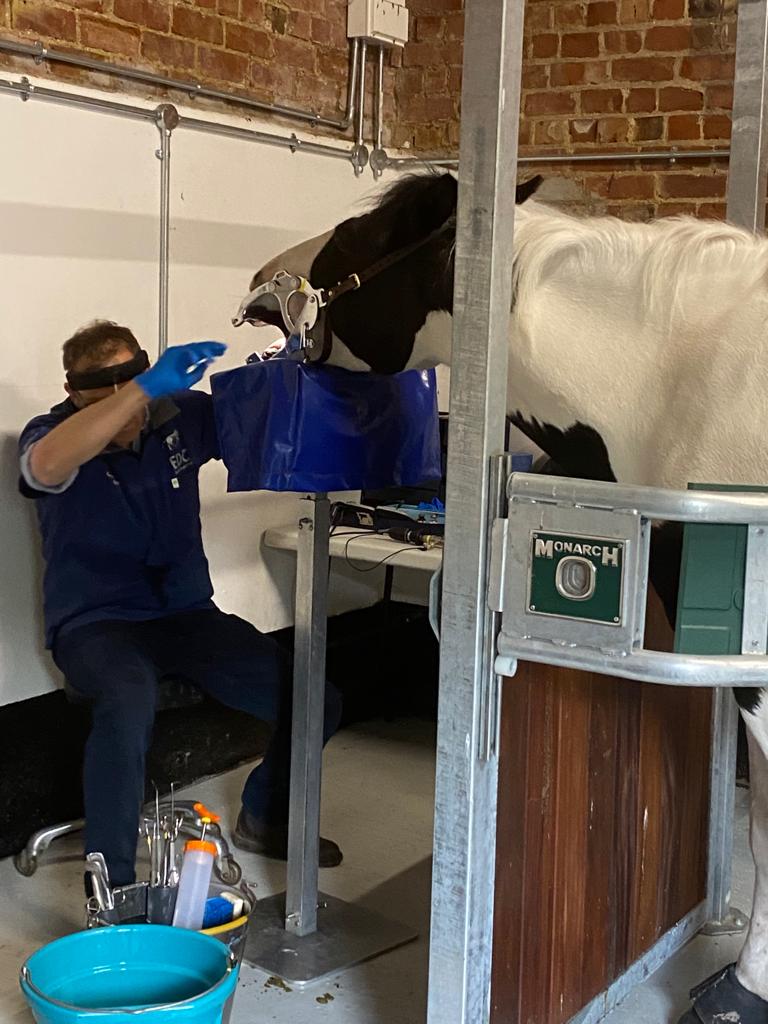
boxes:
[164,427,193,482]
[169,450,193,474]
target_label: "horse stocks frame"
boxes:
[428,2,768,1024]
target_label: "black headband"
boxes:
[66,349,150,391]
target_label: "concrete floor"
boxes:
[0,718,756,1024]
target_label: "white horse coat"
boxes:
[245,185,768,1006]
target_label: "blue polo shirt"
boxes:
[19,391,220,650]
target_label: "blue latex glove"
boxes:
[136,341,227,400]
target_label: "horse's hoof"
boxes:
[676,964,768,1023]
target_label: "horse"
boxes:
[237,170,768,1024]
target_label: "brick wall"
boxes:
[0,0,739,218]
[397,0,737,219]
[0,0,397,141]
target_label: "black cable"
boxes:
[331,531,390,540]
[329,526,391,540]
[329,525,424,570]
[328,522,431,571]
[341,533,418,572]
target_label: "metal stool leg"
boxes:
[14,799,239,881]
[13,819,85,876]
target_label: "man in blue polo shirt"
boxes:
[19,320,342,888]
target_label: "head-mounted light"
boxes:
[66,349,150,391]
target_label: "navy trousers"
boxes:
[53,608,342,886]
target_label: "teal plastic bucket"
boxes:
[20,925,239,1024]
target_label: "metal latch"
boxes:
[494,473,768,688]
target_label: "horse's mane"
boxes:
[511,199,768,323]
[358,172,768,325]
[361,168,452,213]
[353,170,458,288]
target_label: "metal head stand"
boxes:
[243,494,417,988]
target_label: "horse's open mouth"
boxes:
[247,308,288,334]
[232,297,289,335]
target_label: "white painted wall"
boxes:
[0,75,431,706]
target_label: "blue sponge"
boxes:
[202,896,234,929]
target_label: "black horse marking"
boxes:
[512,418,615,482]
[309,173,544,374]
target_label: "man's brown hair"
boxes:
[62,320,140,372]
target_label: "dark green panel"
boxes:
[680,528,743,613]
[674,484,768,656]
[676,625,736,656]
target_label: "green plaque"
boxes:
[528,531,625,625]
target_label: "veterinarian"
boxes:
[18,320,343,889]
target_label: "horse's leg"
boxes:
[736,695,768,1000]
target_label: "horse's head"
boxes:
[235,171,543,374]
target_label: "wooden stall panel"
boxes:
[491,593,711,1024]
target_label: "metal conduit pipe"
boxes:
[178,111,360,161]
[352,39,368,176]
[0,76,359,163]
[371,46,386,179]
[155,104,178,357]
[0,36,361,131]
[343,37,361,132]
[375,47,385,151]
[2,74,152,120]
[521,147,732,164]
[385,147,731,170]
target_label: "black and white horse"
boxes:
[240,171,768,1022]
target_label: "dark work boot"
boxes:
[676,964,768,1024]
[232,809,343,868]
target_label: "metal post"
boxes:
[155,104,178,357]
[702,689,748,933]
[244,493,416,985]
[285,494,329,936]
[702,522,767,933]
[702,0,768,934]
[427,1,525,1022]
[725,0,768,233]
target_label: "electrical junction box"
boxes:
[347,0,409,46]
